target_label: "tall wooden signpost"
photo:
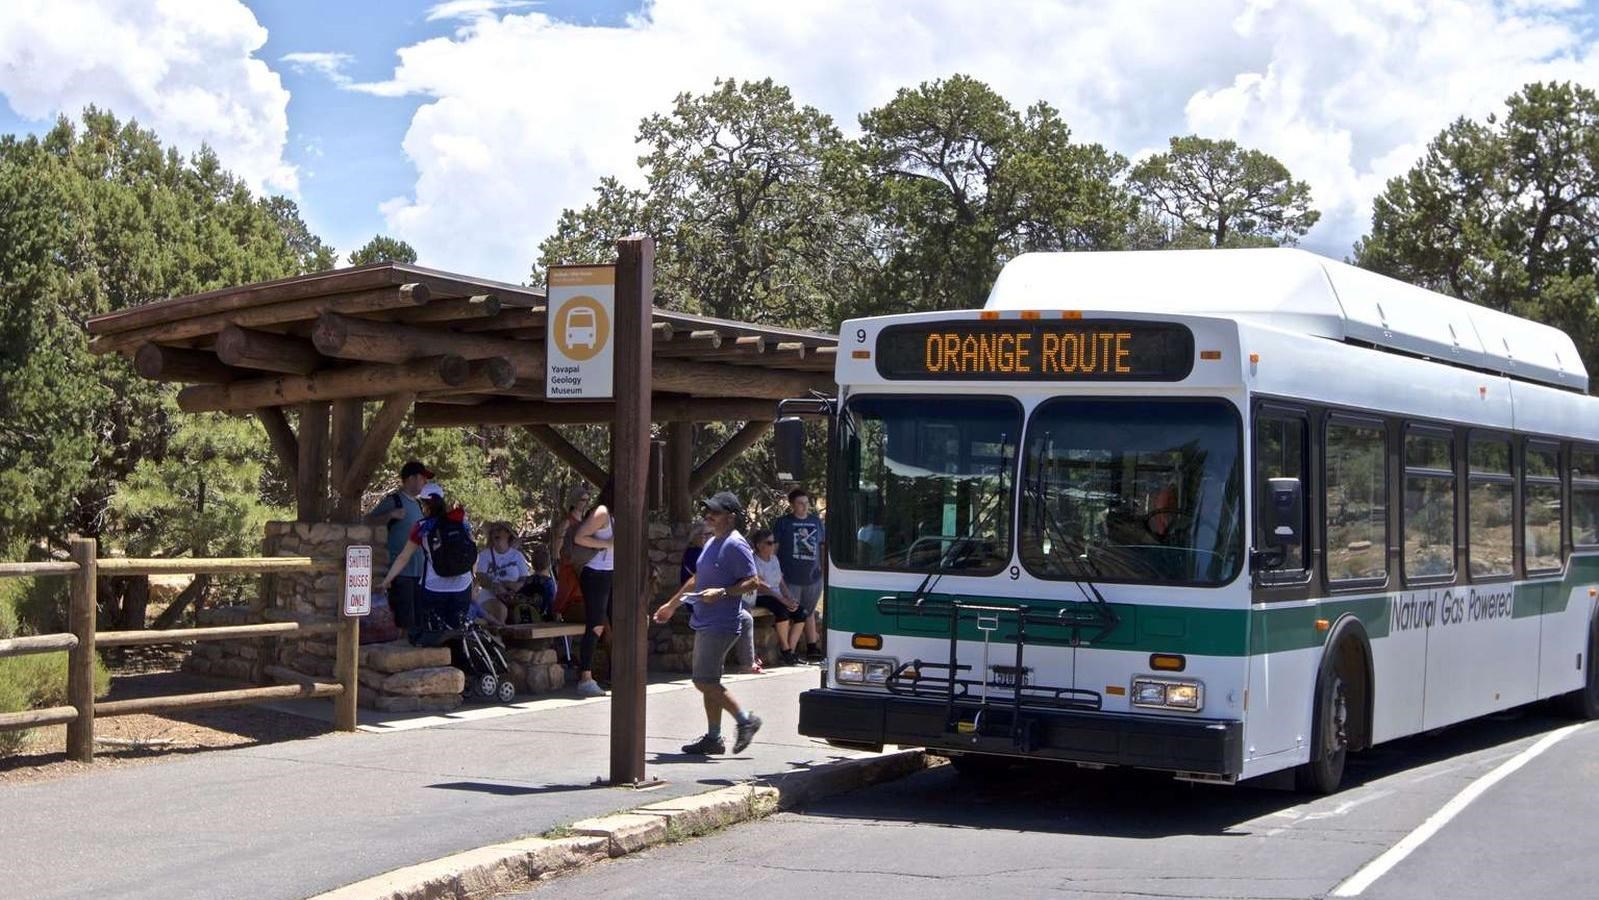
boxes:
[610,236,653,784]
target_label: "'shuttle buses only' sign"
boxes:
[875,319,1194,381]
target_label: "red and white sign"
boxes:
[344,545,372,618]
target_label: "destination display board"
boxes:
[875,320,1195,381]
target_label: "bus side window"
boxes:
[1523,441,1562,572]
[1255,412,1308,575]
[1325,418,1388,585]
[1467,435,1514,579]
[1571,446,1599,548]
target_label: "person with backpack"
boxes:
[380,483,477,640]
[364,460,432,632]
[571,490,615,697]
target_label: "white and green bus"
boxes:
[786,248,1599,792]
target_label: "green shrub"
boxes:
[0,652,112,757]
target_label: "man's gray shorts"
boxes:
[692,628,741,685]
[792,582,823,618]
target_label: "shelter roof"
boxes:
[85,262,837,421]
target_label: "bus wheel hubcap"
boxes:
[1329,675,1348,753]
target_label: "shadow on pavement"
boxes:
[787,705,1576,839]
[426,781,609,797]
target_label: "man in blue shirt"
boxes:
[365,460,431,632]
[773,487,827,661]
[654,491,762,755]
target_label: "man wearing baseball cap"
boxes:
[365,460,433,633]
[653,490,763,755]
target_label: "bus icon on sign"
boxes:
[566,307,598,350]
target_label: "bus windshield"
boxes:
[833,395,1018,573]
[1020,398,1243,585]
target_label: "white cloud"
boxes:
[426,1,540,24]
[357,0,1599,281]
[0,0,296,194]
[281,51,355,87]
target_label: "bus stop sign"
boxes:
[344,545,372,618]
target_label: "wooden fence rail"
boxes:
[0,538,358,761]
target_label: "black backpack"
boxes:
[425,517,477,578]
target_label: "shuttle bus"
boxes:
[788,248,1599,792]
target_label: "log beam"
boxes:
[93,283,432,355]
[415,396,775,427]
[255,407,300,483]
[336,392,416,519]
[394,293,500,324]
[689,420,774,495]
[134,344,241,383]
[177,355,500,413]
[524,425,607,487]
[313,312,543,377]
[215,325,325,375]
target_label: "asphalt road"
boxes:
[0,666,855,900]
[520,708,1599,900]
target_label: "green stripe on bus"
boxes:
[825,554,1599,657]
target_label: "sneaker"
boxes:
[576,678,606,697]
[733,714,762,753]
[751,658,764,674]
[782,650,800,666]
[681,733,726,755]
[805,644,825,662]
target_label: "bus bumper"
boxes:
[799,688,1244,776]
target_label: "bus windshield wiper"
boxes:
[1025,438,1119,640]
[906,431,1013,610]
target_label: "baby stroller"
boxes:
[418,607,517,703]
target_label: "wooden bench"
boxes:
[495,622,587,640]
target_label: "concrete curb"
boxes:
[309,749,930,900]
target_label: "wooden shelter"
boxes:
[84,261,837,521]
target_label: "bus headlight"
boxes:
[836,657,897,686]
[1131,676,1204,712]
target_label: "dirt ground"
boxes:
[0,651,329,786]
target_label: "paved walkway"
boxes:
[0,666,855,900]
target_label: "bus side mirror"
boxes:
[1256,477,1303,571]
[774,417,806,483]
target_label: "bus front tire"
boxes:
[1558,619,1599,720]
[1298,645,1349,792]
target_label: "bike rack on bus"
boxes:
[875,594,1116,750]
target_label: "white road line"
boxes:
[1330,722,1588,897]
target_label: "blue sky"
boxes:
[1,1,1597,283]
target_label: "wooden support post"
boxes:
[298,402,332,521]
[335,612,359,732]
[330,399,364,519]
[611,235,653,785]
[336,392,416,519]
[667,422,694,525]
[689,420,774,495]
[66,536,97,763]
[256,407,300,483]
[523,424,608,488]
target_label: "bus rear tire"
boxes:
[1558,619,1599,720]
[1296,640,1358,795]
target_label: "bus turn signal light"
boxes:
[851,633,883,650]
[1315,619,1331,631]
[1200,350,1221,360]
[1150,653,1186,672]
